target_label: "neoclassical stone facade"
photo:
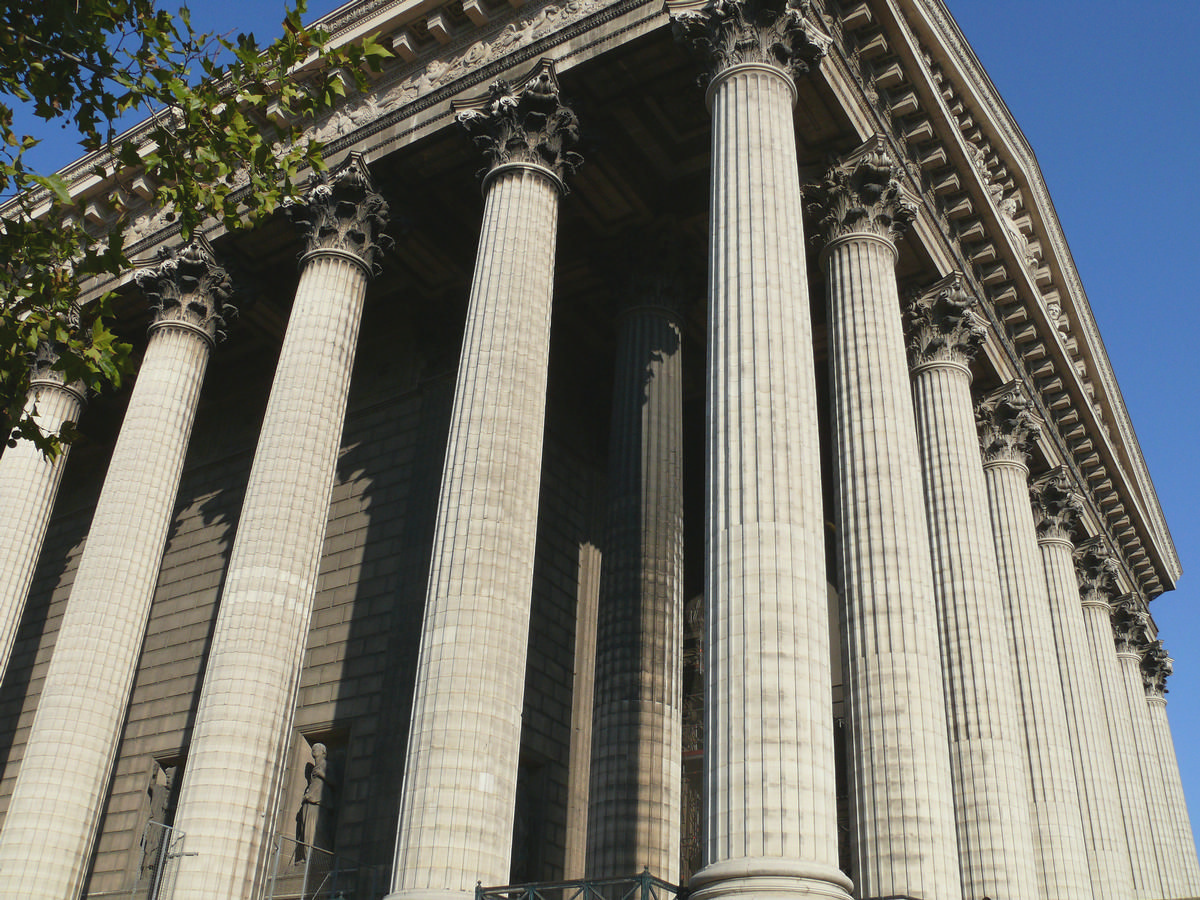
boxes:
[0,1,1195,899]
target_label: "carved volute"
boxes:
[136,236,235,346]
[907,272,987,369]
[808,135,917,248]
[976,382,1040,467]
[454,59,583,188]
[286,151,391,274]
[1075,537,1119,611]
[1030,467,1083,543]
[670,0,831,82]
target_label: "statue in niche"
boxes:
[296,742,338,861]
[140,763,177,879]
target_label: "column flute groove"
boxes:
[0,239,232,900]
[0,340,86,679]
[906,276,1040,900]
[387,60,580,900]
[168,153,389,900]
[808,137,961,900]
[670,2,852,897]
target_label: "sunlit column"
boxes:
[168,153,390,899]
[906,277,1039,900]
[0,239,232,899]
[387,61,581,900]
[1033,470,1134,900]
[0,341,86,677]
[977,385,1093,900]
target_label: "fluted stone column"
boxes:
[586,239,685,883]
[386,61,580,900]
[809,137,960,900]
[0,240,232,899]
[1143,644,1200,896]
[977,385,1093,900]
[905,277,1039,900]
[1076,568,1161,900]
[1033,471,1134,900]
[0,341,86,677]
[166,154,389,900]
[1113,600,1171,897]
[670,5,851,899]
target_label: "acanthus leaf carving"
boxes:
[135,236,235,345]
[807,135,917,246]
[670,0,831,82]
[1142,640,1172,697]
[1111,593,1149,655]
[906,272,987,368]
[286,151,391,273]
[1074,536,1119,610]
[454,59,583,186]
[976,381,1040,466]
[1029,466,1083,543]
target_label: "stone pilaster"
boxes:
[587,234,685,883]
[387,60,578,900]
[0,340,86,678]
[1033,471,1134,899]
[167,153,389,899]
[1076,543,1160,898]
[810,136,960,900]
[906,276,1039,900]
[0,239,232,900]
[1142,644,1200,896]
[669,4,851,898]
[1112,600,1172,897]
[977,384,1093,900]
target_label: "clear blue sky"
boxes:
[15,0,1200,857]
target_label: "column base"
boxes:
[690,858,853,900]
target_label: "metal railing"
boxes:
[263,833,385,900]
[130,821,187,900]
[476,870,686,900]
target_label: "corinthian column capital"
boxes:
[670,0,830,83]
[1142,641,1172,699]
[906,272,987,370]
[976,381,1040,466]
[1030,467,1083,544]
[135,236,235,347]
[287,151,391,273]
[1075,537,1119,610]
[1111,594,1149,655]
[808,135,917,249]
[455,59,583,190]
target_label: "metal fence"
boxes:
[130,821,187,900]
[263,833,385,900]
[476,870,686,900]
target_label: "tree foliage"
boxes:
[0,0,389,454]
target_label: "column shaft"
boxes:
[1039,536,1134,898]
[825,234,959,900]
[0,325,212,899]
[0,371,85,677]
[1117,650,1171,896]
[587,305,684,882]
[691,62,849,900]
[1082,604,1159,897]
[1147,694,1200,894]
[389,164,560,899]
[982,460,1092,900]
[168,251,371,898]
[910,361,1039,900]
